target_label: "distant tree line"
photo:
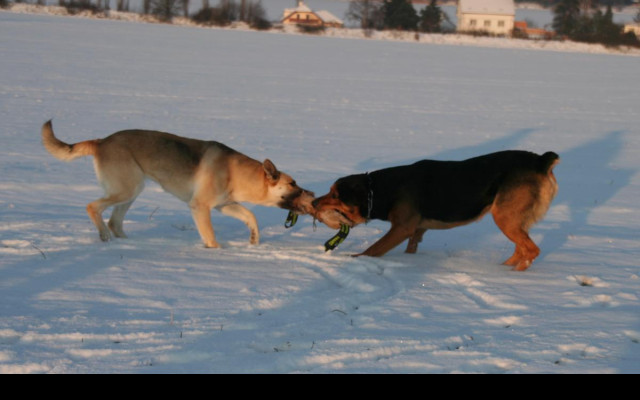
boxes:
[4,0,639,47]
[1,0,270,27]
[516,0,637,6]
[346,0,639,47]
[553,0,639,47]
[192,0,270,29]
[346,0,449,33]
[141,0,267,27]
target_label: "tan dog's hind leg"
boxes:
[88,194,139,242]
[108,201,134,238]
[216,203,260,245]
[108,181,144,238]
[89,161,144,242]
[87,197,118,242]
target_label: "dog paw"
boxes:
[109,229,128,239]
[513,260,532,272]
[250,232,260,245]
[502,256,520,267]
[108,222,128,238]
[99,231,112,242]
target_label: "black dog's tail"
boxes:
[539,151,560,174]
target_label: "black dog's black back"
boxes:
[364,150,558,223]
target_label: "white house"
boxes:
[457,0,515,36]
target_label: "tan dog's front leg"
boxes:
[190,201,219,248]
[216,203,260,245]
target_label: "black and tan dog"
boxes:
[312,151,559,271]
[42,121,314,248]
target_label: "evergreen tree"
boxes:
[552,1,633,47]
[192,0,239,26]
[419,0,442,33]
[383,0,419,31]
[552,0,581,36]
[596,4,624,46]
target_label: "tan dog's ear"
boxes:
[263,159,281,183]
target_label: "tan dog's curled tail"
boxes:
[42,120,98,161]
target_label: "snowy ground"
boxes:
[1,11,639,374]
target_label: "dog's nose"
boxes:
[312,198,320,208]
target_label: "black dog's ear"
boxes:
[263,159,281,183]
[336,174,369,212]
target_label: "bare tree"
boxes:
[182,0,189,17]
[239,0,246,21]
[245,0,269,29]
[117,0,129,11]
[579,0,597,15]
[346,0,383,30]
[192,0,237,26]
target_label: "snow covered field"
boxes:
[1,11,639,373]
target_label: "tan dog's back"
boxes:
[95,130,233,202]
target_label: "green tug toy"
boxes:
[323,224,350,252]
[284,211,298,229]
[285,211,350,252]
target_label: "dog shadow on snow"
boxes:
[536,130,635,265]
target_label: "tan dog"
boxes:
[41,121,314,248]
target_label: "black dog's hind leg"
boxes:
[405,228,427,254]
